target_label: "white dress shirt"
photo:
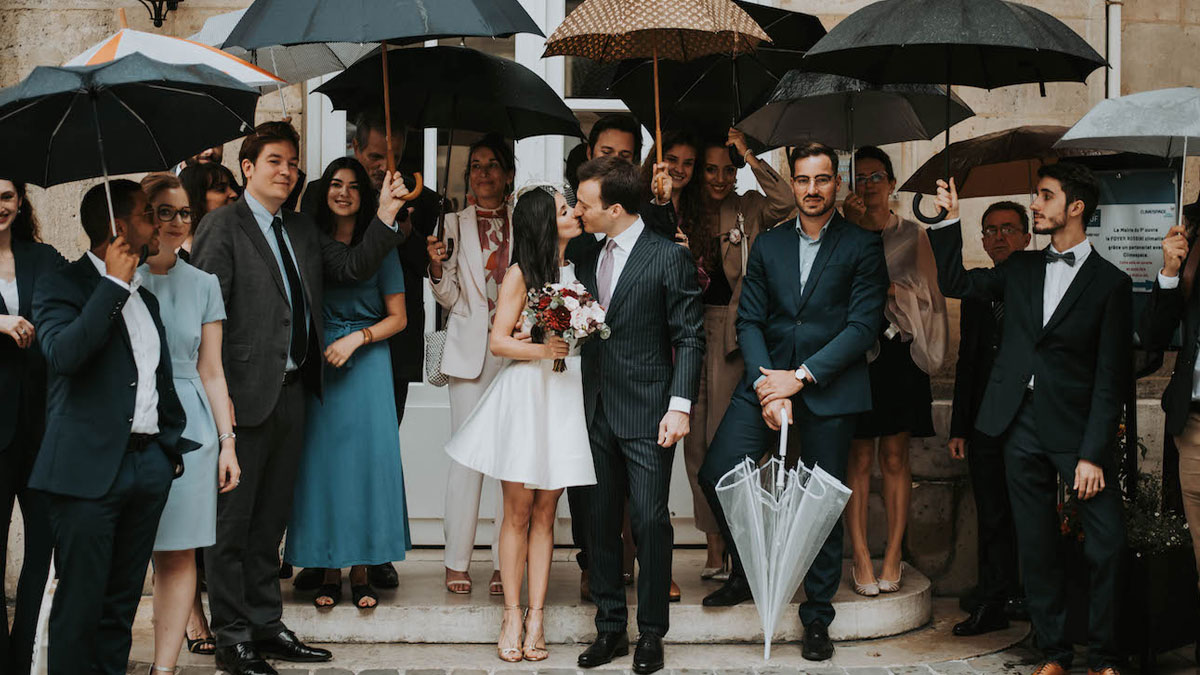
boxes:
[1155,269,1200,400]
[87,252,160,434]
[0,277,17,315]
[600,218,691,415]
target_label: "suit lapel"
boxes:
[1033,255,1046,334]
[13,240,34,317]
[235,200,287,300]
[1039,251,1100,339]
[460,207,488,299]
[795,218,845,313]
[607,229,654,314]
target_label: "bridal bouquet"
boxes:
[524,279,611,372]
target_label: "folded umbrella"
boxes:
[0,52,258,235]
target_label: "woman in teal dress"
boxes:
[140,173,242,671]
[284,157,411,609]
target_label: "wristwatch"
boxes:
[794,368,806,383]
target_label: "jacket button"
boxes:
[127,417,134,423]
[795,320,803,326]
[129,381,136,388]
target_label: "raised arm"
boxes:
[1138,226,1189,351]
[428,212,462,309]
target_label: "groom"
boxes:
[572,156,704,674]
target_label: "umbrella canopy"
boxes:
[189,8,375,85]
[1055,87,1200,158]
[714,410,852,660]
[736,72,974,151]
[800,0,1106,88]
[64,27,284,91]
[314,46,582,140]
[732,0,824,53]
[900,125,1106,198]
[222,0,543,51]
[0,52,258,189]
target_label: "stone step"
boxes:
[134,551,932,644]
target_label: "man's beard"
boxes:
[800,197,834,218]
[1032,212,1065,235]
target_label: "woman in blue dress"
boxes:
[284,157,411,610]
[139,173,242,671]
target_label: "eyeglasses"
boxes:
[982,225,1024,238]
[155,205,193,223]
[469,161,504,175]
[792,175,834,188]
[854,171,889,185]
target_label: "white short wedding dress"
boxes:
[445,263,597,490]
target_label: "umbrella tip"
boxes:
[118,7,128,29]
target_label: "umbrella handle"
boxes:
[912,193,949,225]
[400,172,424,202]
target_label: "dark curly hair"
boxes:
[1,180,40,243]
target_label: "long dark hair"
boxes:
[3,180,41,243]
[511,187,560,294]
[313,157,378,245]
[180,162,239,233]
[687,136,731,272]
[641,129,704,236]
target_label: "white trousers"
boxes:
[443,349,505,572]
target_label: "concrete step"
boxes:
[135,551,932,644]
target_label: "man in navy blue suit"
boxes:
[698,143,888,662]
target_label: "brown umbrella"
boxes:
[900,125,1108,199]
[544,0,768,182]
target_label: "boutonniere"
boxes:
[727,213,745,245]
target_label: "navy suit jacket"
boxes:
[735,213,888,417]
[29,256,195,499]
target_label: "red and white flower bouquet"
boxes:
[524,279,611,372]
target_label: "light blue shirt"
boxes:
[245,191,305,371]
[797,211,836,294]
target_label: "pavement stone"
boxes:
[408,670,449,675]
[888,667,934,675]
[753,668,802,675]
[359,670,401,675]
[843,668,892,675]
[450,670,488,675]
[795,668,844,675]
[177,667,218,675]
[276,670,312,675]
[536,669,581,675]
[926,662,977,674]
[313,669,355,675]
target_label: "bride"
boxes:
[445,184,597,662]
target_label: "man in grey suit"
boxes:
[191,121,410,675]
[571,157,704,675]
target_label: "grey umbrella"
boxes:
[1055,87,1200,227]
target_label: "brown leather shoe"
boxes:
[1032,663,1068,675]
[580,570,591,602]
[668,579,681,602]
[1087,668,1121,675]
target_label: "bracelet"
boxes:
[743,148,754,162]
[361,327,374,344]
[218,432,236,443]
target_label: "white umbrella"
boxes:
[714,409,852,659]
[1055,87,1200,227]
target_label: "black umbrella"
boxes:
[0,52,258,235]
[223,0,543,178]
[608,2,823,146]
[801,0,1106,222]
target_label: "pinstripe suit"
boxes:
[575,221,704,638]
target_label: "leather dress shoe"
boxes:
[702,574,752,607]
[254,629,332,662]
[578,631,629,668]
[801,621,834,661]
[369,562,400,589]
[953,602,1009,636]
[632,633,665,674]
[214,643,277,675]
[1031,662,1068,675]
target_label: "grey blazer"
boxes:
[191,198,403,427]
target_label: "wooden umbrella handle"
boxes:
[400,172,423,202]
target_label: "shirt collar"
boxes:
[795,211,836,243]
[608,217,645,252]
[1049,238,1092,266]
[243,190,279,233]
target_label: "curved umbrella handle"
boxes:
[400,172,424,202]
[912,193,949,225]
[776,407,789,489]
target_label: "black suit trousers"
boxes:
[1005,399,1124,671]
[45,445,172,675]
[0,428,53,675]
[700,390,853,627]
[966,431,1021,606]
[587,399,674,637]
[205,378,306,647]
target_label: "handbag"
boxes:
[424,321,449,387]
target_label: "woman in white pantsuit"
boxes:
[427,135,516,594]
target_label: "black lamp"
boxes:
[137,0,181,28]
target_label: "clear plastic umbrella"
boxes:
[714,408,852,659]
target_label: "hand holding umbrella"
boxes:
[932,177,960,222]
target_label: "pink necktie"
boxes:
[597,239,618,307]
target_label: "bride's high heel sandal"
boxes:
[149,666,177,674]
[522,607,549,661]
[498,605,524,663]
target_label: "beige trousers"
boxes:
[1173,411,1200,589]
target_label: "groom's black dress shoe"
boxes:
[953,602,1009,636]
[801,621,834,661]
[702,574,752,607]
[578,631,630,668]
[214,643,277,675]
[369,562,400,589]
[254,629,332,662]
[632,633,665,674]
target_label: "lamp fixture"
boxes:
[137,0,181,28]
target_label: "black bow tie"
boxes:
[1044,249,1076,267]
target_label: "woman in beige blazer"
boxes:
[427,136,516,595]
[682,129,796,580]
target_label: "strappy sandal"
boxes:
[498,605,524,663]
[148,666,177,674]
[446,570,472,594]
[185,635,216,655]
[489,575,504,596]
[522,607,549,661]
[313,582,342,609]
[352,582,378,609]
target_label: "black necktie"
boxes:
[271,216,307,367]
[1044,249,1076,267]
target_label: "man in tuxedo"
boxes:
[698,143,888,662]
[192,121,409,675]
[571,157,703,674]
[929,163,1131,675]
[30,180,194,674]
[948,201,1030,636]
